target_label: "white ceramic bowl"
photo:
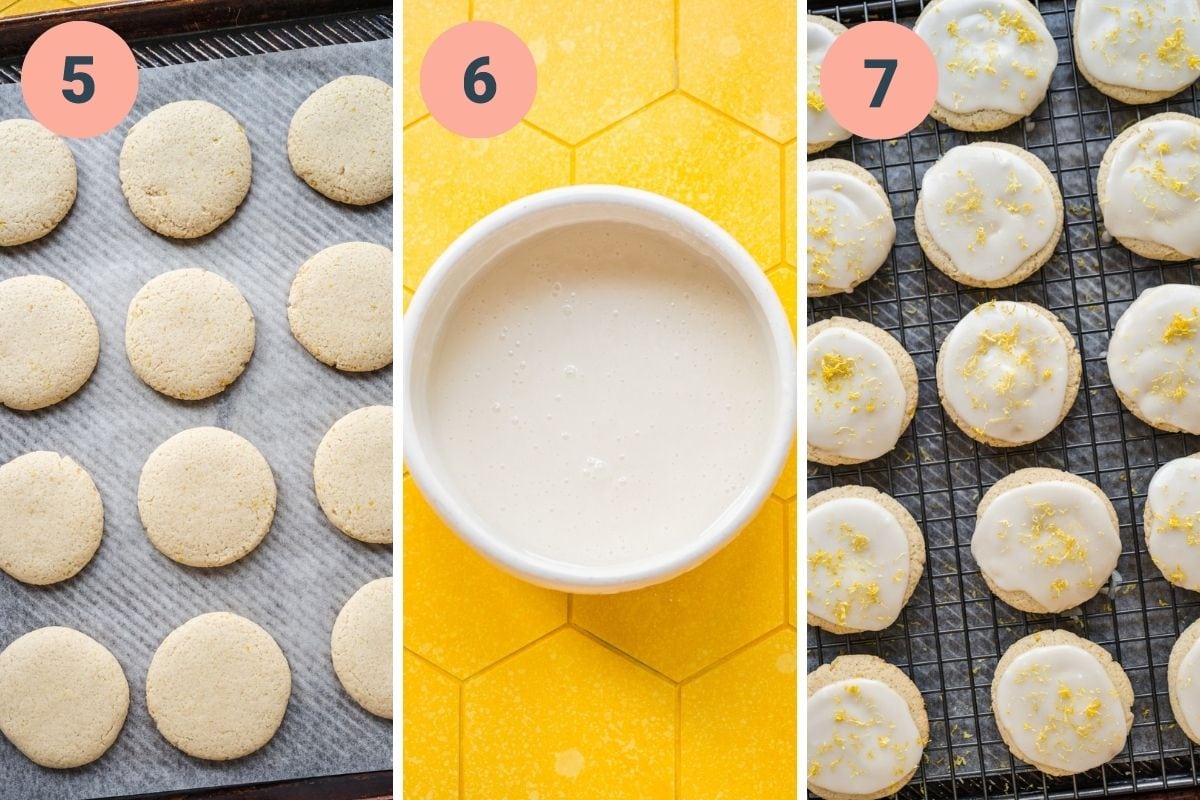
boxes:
[404,185,795,592]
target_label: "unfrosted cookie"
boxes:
[288,242,393,371]
[1074,0,1200,105]
[807,655,928,800]
[807,159,896,296]
[125,268,255,400]
[0,275,99,411]
[1107,283,1200,433]
[0,119,76,246]
[806,486,925,634]
[331,577,392,719]
[146,612,290,761]
[807,317,918,465]
[972,468,1120,614]
[119,100,252,239]
[314,406,392,544]
[992,629,1133,776]
[138,427,276,568]
[0,627,128,769]
[1169,616,1200,744]
[1098,113,1200,260]
[937,300,1080,446]
[0,451,102,585]
[807,16,852,154]
[915,142,1062,287]
[288,76,393,205]
[1144,452,1200,590]
[914,0,1056,131]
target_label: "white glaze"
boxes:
[1076,0,1200,92]
[807,21,851,149]
[1176,634,1200,735]
[1107,284,1200,433]
[994,644,1128,773]
[920,144,1058,280]
[972,480,1121,611]
[807,168,896,292]
[807,497,910,630]
[1145,456,1200,589]
[807,678,923,794]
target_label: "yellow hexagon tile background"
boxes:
[403,2,796,796]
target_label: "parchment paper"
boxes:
[0,39,392,799]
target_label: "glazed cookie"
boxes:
[0,627,128,769]
[125,269,256,400]
[0,275,99,411]
[0,119,76,246]
[972,468,1121,614]
[1107,283,1200,433]
[807,15,852,154]
[992,629,1133,776]
[807,317,918,466]
[915,142,1062,287]
[806,486,926,634]
[914,0,1057,131]
[146,612,290,761]
[937,300,1080,446]
[807,159,896,296]
[1074,0,1200,104]
[331,577,393,719]
[1144,453,1200,590]
[314,406,392,544]
[807,655,929,800]
[1169,616,1200,744]
[119,100,252,239]
[1098,113,1200,260]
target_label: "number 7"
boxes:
[865,59,898,108]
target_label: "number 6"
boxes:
[464,56,497,104]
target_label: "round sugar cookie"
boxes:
[0,451,102,585]
[331,577,393,718]
[1074,0,1200,105]
[288,242,393,371]
[936,300,1080,446]
[1144,452,1200,590]
[915,142,1063,287]
[146,612,290,761]
[807,654,928,800]
[914,0,1056,131]
[288,76,393,205]
[314,406,392,544]
[1107,283,1200,433]
[806,317,918,466]
[0,119,76,246]
[138,427,276,568]
[807,15,852,154]
[0,275,99,411]
[806,486,925,634]
[0,627,128,769]
[807,159,896,297]
[972,468,1120,614]
[992,629,1133,776]
[125,268,255,401]
[119,100,252,239]
[1169,616,1200,744]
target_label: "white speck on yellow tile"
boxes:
[403,0,468,125]
[404,651,460,800]
[784,140,796,265]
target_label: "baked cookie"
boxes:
[0,119,76,246]
[1144,452,1200,590]
[807,654,928,800]
[914,0,1057,131]
[992,629,1133,775]
[807,317,918,465]
[915,142,1062,287]
[807,159,896,296]
[937,300,1080,446]
[314,406,392,544]
[806,486,925,634]
[972,468,1121,614]
[1107,283,1200,433]
[807,15,852,154]
[1169,616,1200,744]
[1074,0,1200,104]
[331,577,392,719]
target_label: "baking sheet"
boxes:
[0,39,392,798]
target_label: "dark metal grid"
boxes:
[807,1,1200,798]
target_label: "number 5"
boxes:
[464,56,497,104]
[865,58,897,108]
[62,55,95,104]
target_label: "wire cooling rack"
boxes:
[807,1,1200,798]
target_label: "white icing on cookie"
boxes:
[1107,284,1200,432]
[1103,116,1200,257]
[972,480,1121,611]
[807,497,910,630]
[807,326,908,462]
[808,21,851,149]
[808,168,896,293]
[914,0,1057,115]
[940,301,1072,443]
[807,678,923,794]
[1145,456,1200,589]
[1176,634,1200,735]
[921,144,1057,280]
[994,644,1128,773]
[1076,0,1200,92]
